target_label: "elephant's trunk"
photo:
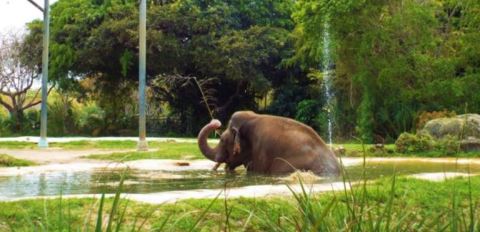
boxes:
[198,119,222,162]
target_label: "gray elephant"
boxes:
[197,111,340,176]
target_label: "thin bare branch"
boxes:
[26,0,44,12]
[22,87,41,110]
[0,97,13,111]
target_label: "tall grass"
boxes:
[268,145,480,232]
[12,169,156,232]
[2,168,225,232]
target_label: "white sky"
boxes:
[0,0,59,88]
[0,0,58,33]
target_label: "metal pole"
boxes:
[38,0,49,148]
[137,0,148,151]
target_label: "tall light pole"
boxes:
[26,0,49,148]
[137,0,148,151]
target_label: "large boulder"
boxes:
[422,114,480,139]
[460,137,480,152]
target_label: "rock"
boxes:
[422,114,480,139]
[460,138,480,152]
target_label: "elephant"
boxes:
[197,111,340,176]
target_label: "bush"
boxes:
[0,116,12,136]
[48,100,78,136]
[75,104,106,136]
[24,110,40,134]
[435,135,460,155]
[295,100,323,130]
[395,132,434,153]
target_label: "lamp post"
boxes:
[26,0,49,148]
[137,0,148,151]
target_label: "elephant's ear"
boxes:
[232,127,241,155]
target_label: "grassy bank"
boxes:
[1,175,479,231]
[339,143,480,158]
[0,154,35,167]
[0,140,163,150]
[84,143,204,161]
[1,140,479,161]
[86,143,480,161]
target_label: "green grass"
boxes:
[0,175,479,231]
[0,140,199,149]
[53,140,142,150]
[0,154,35,167]
[339,143,480,157]
[87,142,480,161]
[0,140,149,150]
[0,140,206,161]
[84,142,206,161]
[0,142,38,149]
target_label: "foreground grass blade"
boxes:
[376,172,397,231]
[95,193,106,232]
[154,213,172,232]
[43,199,49,232]
[188,191,223,232]
[106,169,127,232]
[114,199,130,232]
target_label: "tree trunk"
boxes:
[9,108,25,132]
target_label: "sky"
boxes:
[0,0,59,88]
[0,0,58,33]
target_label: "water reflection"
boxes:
[0,159,479,200]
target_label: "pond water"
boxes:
[0,158,479,200]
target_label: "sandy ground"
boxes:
[0,136,211,164]
[409,172,479,181]
[4,181,350,204]
[0,136,217,143]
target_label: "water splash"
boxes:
[322,20,335,146]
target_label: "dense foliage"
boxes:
[293,0,480,142]
[19,0,306,136]
[1,0,479,140]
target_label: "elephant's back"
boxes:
[245,115,339,175]
[255,115,327,145]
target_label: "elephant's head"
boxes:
[197,119,242,165]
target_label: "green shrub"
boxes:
[24,110,40,134]
[48,100,77,136]
[75,103,106,136]
[395,132,434,153]
[435,135,460,155]
[396,132,464,155]
[0,114,12,136]
[295,100,322,130]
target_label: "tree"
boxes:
[23,0,298,135]
[0,32,45,131]
[291,0,480,142]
